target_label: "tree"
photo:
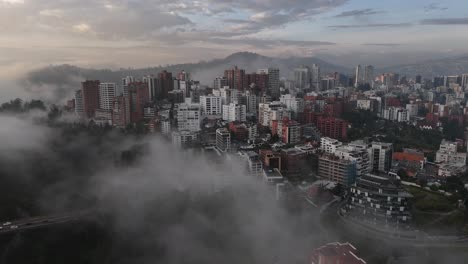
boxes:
[24,100,46,111]
[0,98,23,112]
[442,119,463,141]
[48,105,62,121]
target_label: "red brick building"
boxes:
[229,122,248,141]
[224,66,246,90]
[128,82,150,123]
[112,95,130,127]
[82,80,100,118]
[246,72,268,93]
[316,117,348,140]
[158,70,174,99]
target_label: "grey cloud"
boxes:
[328,23,412,29]
[334,8,384,18]
[420,17,468,25]
[0,0,193,40]
[362,43,403,47]
[208,38,336,47]
[424,3,448,12]
[0,112,328,263]
[0,0,348,43]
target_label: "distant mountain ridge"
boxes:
[381,55,468,77]
[22,52,351,87]
[18,52,468,103]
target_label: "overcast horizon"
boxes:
[1,0,468,81]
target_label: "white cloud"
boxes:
[39,9,64,18]
[0,0,24,4]
[73,23,91,33]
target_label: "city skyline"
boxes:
[1,0,468,81]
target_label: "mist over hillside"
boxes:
[13,52,468,104]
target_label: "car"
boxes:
[10,225,18,229]
[0,226,3,230]
[3,222,11,226]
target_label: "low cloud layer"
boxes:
[334,8,384,18]
[0,112,327,263]
[420,17,468,25]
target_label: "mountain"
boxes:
[381,55,468,77]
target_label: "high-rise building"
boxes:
[200,95,222,116]
[334,146,371,177]
[122,76,135,98]
[415,75,422,84]
[318,154,357,186]
[294,65,311,90]
[311,64,321,91]
[266,68,280,98]
[224,66,246,90]
[112,95,130,127]
[222,103,246,122]
[213,77,228,90]
[143,76,158,101]
[158,70,174,99]
[280,118,301,144]
[239,151,263,178]
[321,78,335,91]
[246,72,267,93]
[74,90,84,116]
[98,83,117,111]
[244,90,258,117]
[216,128,231,152]
[82,80,100,118]
[171,131,197,147]
[127,82,150,123]
[355,65,374,87]
[177,103,201,132]
[177,70,190,81]
[461,74,468,91]
[316,117,348,141]
[433,76,445,87]
[321,137,343,154]
[370,142,393,172]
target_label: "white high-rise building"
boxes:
[98,83,117,111]
[172,131,197,148]
[462,74,468,91]
[122,76,135,97]
[294,66,311,90]
[245,90,258,116]
[383,107,409,123]
[74,90,84,116]
[213,77,227,90]
[258,102,290,127]
[280,94,304,114]
[321,137,343,154]
[216,128,231,152]
[436,140,466,165]
[370,142,393,172]
[200,95,222,116]
[176,103,201,132]
[222,103,246,122]
[143,76,157,101]
[355,65,374,88]
[335,146,371,176]
[311,64,321,91]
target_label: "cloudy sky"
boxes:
[1,0,468,80]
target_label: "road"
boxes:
[0,211,90,234]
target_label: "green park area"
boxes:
[406,186,468,234]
